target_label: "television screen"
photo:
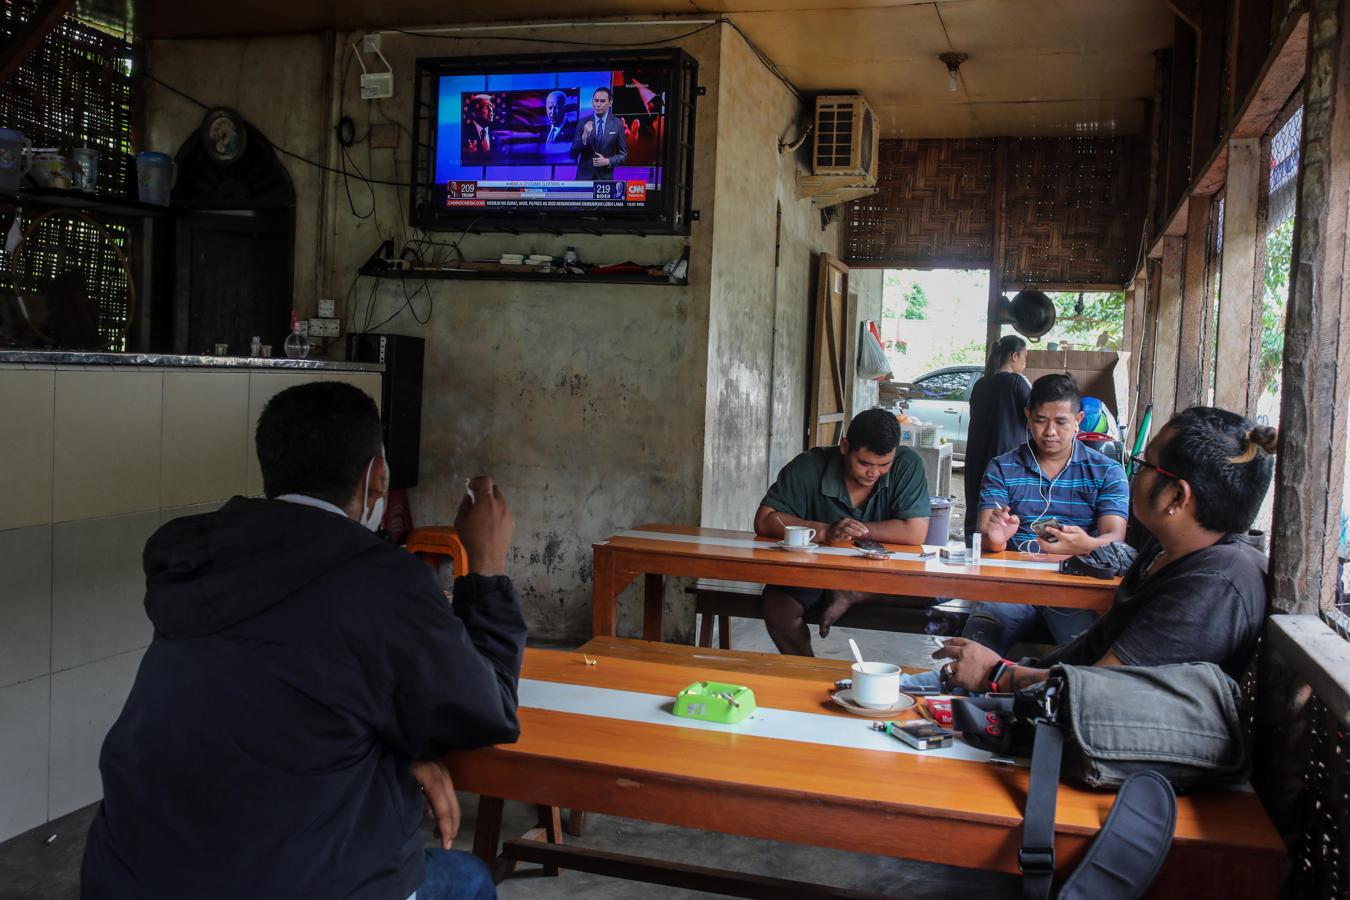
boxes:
[411,50,697,234]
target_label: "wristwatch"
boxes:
[987,658,1013,692]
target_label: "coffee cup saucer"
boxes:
[830,689,916,717]
[775,539,820,551]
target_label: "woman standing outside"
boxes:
[963,335,1030,538]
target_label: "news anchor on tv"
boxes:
[571,86,628,180]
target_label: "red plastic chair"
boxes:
[404,526,469,579]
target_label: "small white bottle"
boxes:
[563,246,578,267]
[249,335,261,357]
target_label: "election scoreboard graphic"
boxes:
[444,180,649,208]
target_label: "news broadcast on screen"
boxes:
[411,49,696,233]
[437,68,665,209]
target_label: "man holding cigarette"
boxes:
[753,409,931,656]
[83,382,522,900]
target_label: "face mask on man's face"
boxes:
[359,455,388,531]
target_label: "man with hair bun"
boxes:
[936,406,1277,693]
[753,409,932,656]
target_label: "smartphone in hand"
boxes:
[1033,519,1062,542]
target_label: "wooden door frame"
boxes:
[806,253,850,448]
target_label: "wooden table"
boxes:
[451,639,1283,898]
[592,524,1121,640]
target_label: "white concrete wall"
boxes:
[0,362,379,842]
[146,25,721,642]
[699,29,874,530]
[142,21,880,645]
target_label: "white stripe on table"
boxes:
[609,529,1062,573]
[519,677,1006,764]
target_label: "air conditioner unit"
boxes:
[798,94,879,208]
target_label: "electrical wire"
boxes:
[388,19,796,98]
[143,72,415,186]
[142,19,802,332]
[142,17,801,185]
[386,20,720,48]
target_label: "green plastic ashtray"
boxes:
[672,680,756,725]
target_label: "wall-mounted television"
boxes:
[410,49,699,235]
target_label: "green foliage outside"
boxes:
[902,283,930,320]
[929,338,986,369]
[1257,217,1294,397]
[1048,291,1126,349]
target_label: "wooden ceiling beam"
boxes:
[0,0,74,84]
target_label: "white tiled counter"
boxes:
[0,353,382,840]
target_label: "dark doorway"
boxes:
[173,210,291,356]
[167,115,295,356]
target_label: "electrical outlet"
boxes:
[309,317,341,338]
[361,72,394,100]
[362,33,382,54]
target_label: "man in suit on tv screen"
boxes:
[541,90,576,146]
[570,86,628,180]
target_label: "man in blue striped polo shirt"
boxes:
[964,373,1129,654]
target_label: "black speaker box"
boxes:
[346,333,424,490]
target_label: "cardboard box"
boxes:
[1023,349,1131,420]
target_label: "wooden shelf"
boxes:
[357,265,686,287]
[0,187,173,218]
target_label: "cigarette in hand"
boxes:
[464,479,476,503]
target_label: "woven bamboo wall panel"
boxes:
[1001,137,1141,286]
[0,4,135,350]
[845,139,994,268]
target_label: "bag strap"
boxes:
[1057,771,1177,900]
[1021,720,1063,900]
[1021,720,1179,900]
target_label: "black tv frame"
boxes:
[410,48,698,236]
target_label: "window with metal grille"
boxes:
[1268,106,1303,232]
[0,2,135,351]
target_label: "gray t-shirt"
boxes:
[1043,535,1268,679]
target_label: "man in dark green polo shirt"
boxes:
[753,409,931,655]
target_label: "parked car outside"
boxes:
[901,365,982,461]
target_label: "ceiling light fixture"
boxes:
[939,52,968,92]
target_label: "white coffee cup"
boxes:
[782,525,816,547]
[851,661,901,708]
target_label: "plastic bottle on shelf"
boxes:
[563,246,578,267]
[284,312,310,359]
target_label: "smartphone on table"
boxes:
[886,720,954,750]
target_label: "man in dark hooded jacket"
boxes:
[82,382,524,900]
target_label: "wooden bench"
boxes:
[688,578,971,648]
